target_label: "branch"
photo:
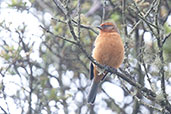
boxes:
[50,0,171,112]
[67,19,78,40]
[42,25,157,100]
[102,0,107,23]
[162,32,171,44]
[52,0,67,15]
[77,0,81,40]
[0,106,7,114]
[128,0,158,37]
[40,25,78,45]
[51,18,98,35]
[155,0,171,112]
[121,80,163,113]
[72,20,98,34]
[101,88,126,114]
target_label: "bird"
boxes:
[88,22,124,104]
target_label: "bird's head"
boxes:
[97,22,119,33]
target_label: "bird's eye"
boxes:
[102,25,113,28]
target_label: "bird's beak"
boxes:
[96,26,102,30]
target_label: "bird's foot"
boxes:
[103,65,117,73]
[101,72,108,81]
[97,65,117,78]
[97,68,105,75]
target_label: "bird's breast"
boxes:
[92,32,124,68]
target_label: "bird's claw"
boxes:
[103,65,117,73]
[97,68,105,75]
[97,65,117,76]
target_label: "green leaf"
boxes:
[11,0,17,4]
[110,13,120,22]
[164,23,171,34]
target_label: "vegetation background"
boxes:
[0,0,171,114]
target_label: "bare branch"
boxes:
[52,0,67,15]
[51,18,98,34]
[77,0,81,40]
[41,20,157,101]
[162,32,171,44]
[0,106,8,114]
[121,80,163,113]
[128,0,158,37]
[102,0,107,23]
[40,25,78,45]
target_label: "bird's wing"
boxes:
[89,62,94,80]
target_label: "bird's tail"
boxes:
[88,81,99,104]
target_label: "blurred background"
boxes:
[0,0,171,114]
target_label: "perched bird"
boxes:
[88,22,124,104]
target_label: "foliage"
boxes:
[0,0,171,114]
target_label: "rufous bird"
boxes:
[88,22,124,104]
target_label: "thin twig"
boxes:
[51,18,98,34]
[40,25,78,45]
[77,0,81,40]
[0,106,7,114]
[128,0,158,37]
[162,32,171,44]
[155,0,171,112]
[101,88,126,114]
[120,79,163,112]
[102,0,106,23]
[1,82,10,114]
[142,60,153,90]
[41,23,157,100]
[53,0,67,15]
[50,0,171,112]
[122,0,127,36]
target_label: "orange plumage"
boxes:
[88,22,124,104]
